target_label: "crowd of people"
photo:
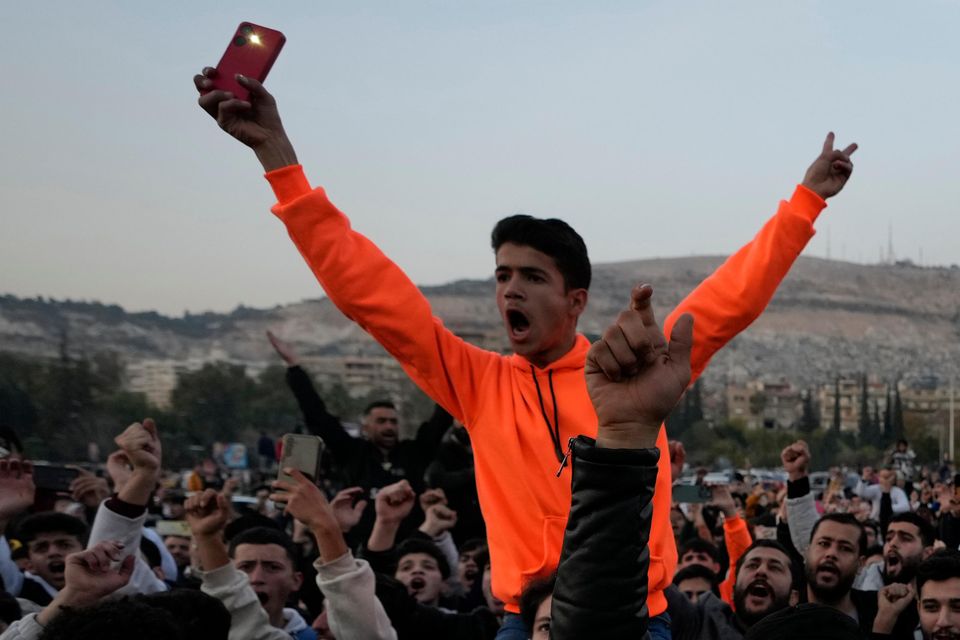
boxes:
[1,51,959,640]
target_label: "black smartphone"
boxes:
[33,465,80,493]
[673,484,712,504]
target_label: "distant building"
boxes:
[817,375,889,433]
[726,378,801,430]
[125,358,206,408]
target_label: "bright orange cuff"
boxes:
[790,184,827,223]
[265,164,311,205]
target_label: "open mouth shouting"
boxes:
[743,580,773,608]
[885,552,901,574]
[505,309,531,342]
[409,575,427,594]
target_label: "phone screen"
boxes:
[277,434,324,486]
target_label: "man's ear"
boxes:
[789,589,799,606]
[922,546,936,560]
[292,570,304,592]
[567,289,588,316]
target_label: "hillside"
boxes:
[3,256,960,386]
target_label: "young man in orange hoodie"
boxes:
[193,68,856,639]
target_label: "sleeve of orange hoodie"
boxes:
[663,185,827,382]
[718,515,752,605]
[263,165,497,427]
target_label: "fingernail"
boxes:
[236,74,246,81]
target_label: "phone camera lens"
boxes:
[240,24,254,35]
[233,35,247,46]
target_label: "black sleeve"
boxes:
[879,492,893,536]
[940,513,960,549]
[357,543,399,577]
[413,404,453,466]
[551,436,658,640]
[285,365,357,458]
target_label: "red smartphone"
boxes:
[208,22,286,102]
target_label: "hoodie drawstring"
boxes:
[531,366,565,467]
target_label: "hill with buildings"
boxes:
[2,256,960,411]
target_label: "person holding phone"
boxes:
[194,54,856,639]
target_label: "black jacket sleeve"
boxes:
[413,404,453,467]
[285,365,358,459]
[550,435,657,640]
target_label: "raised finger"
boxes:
[629,283,657,325]
[821,131,835,154]
[841,142,858,156]
[236,74,273,103]
[202,67,218,78]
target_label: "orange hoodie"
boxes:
[265,165,825,615]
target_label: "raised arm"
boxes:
[552,285,693,638]
[267,330,358,457]
[270,468,397,640]
[665,133,858,381]
[194,71,497,425]
[88,419,167,596]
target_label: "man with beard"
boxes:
[668,540,800,639]
[805,514,868,624]
[859,512,936,591]
[915,550,960,640]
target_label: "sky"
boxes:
[2,1,959,316]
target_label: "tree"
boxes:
[170,363,258,442]
[892,382,905,442]
[799,388,819,434]
[832,377,842,433]
[858,374,879,445]
[883,383,894,444]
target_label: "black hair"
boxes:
[917,549,960,596]
[396,538,450,579]
[39,590,229,640]
[460,538,488,555]
[888,511,936,547]
[39,597,186,640]
[864,544,884,558]
[138,590,230,640]
[0,591,21,625]
[228,526,298,567]
[519,572,556,633]
[735,539,801,590]
[673,563,719,590]
[17,512,88,547]
[491,215,591,291]
[810,513,867,555]
[224,513,282,543]
[679,538,720,565]
[364,400,396,415]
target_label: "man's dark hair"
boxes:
[519,572,556,633]
[364,400,396,415]
[810,513,867,555]
[228,526,298,567]
[460,538,488,555]
[0,591,21,626]
[679,538,720,565]
[897,439,908,447]
[735,539,801,590]
[39,597,186,640]
[138,590,230,640]
[917,549,960,596]
[888,511,936,547]
[491,215,591,291]
[17,512,88,547]
[864,544,884,558]
[396,538,450,579]
[673,563,720,592]
[224,512,282,542]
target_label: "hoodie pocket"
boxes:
[522,515,567,581]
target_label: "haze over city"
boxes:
[3,1,959,316]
